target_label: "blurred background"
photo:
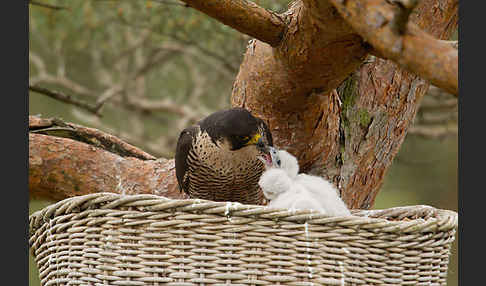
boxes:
[28,1,458,285]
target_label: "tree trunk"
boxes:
[29,0,458,210]
[231,0,458,209]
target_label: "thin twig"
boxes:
[150,0,188,6]
[29,0,69,11]
[113,17,238,77]
[95,84,124,110]
[408,125,457,139]
[30,51,95,97]
[29,85,102,116]
[168,33,240,73]
[94,0,187,6]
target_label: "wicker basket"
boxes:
[29,193,457,286]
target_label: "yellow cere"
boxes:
[247,133,261,145]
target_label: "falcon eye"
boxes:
[238,135,250,142]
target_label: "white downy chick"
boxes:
[258,168,324,211]
[295,173,351,216]
[272,182,327,212]
[258,168,292,201]
[274,148,299,179]
[258,147,351,216]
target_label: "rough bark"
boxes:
[329,0,458,95]
[331,0,458,209]
[182,0,458,94]
[231,0,367,166]
[182,0,286,47]
[231,0,457,209]
[29,117,185,201]
[30,116,156,160]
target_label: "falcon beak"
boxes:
[246,133,270,154]
[247,133,262,146]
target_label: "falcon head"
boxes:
[199,107,273,154]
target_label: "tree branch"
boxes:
[167,33,240,73]
[150,0,188,7]
[125,97,207,122]
[407,124,457,139]
[29,132,185,201]
[29,0,69,11]
[69,109,175,158]
[328,0,458,95]
[440,40,458,50]
[231,0,457,209]
[29,51,95,97]
[30,45,207,124]
[29,85,102,116]
[29,116,156,160]
[408,84,457,139]
[29,116,188,201]
[179,0,286,47]
[111,17,239,78]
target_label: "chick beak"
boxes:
[255,137,274,167]
[256,136,269,154]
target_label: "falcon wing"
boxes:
[175,126,199,195]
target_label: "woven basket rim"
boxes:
[29,192,457,236]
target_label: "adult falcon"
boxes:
[175,107,273,205]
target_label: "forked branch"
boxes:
[180,0,286,46]
[329,0,458,95]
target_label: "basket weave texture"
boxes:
[29,193,457,286]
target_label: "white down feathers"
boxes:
[258,148,351,216]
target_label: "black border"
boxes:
[5,0,29,285]
[23,1,465,285]
[458,1,477,285]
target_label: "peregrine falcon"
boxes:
[175,107,273,205]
